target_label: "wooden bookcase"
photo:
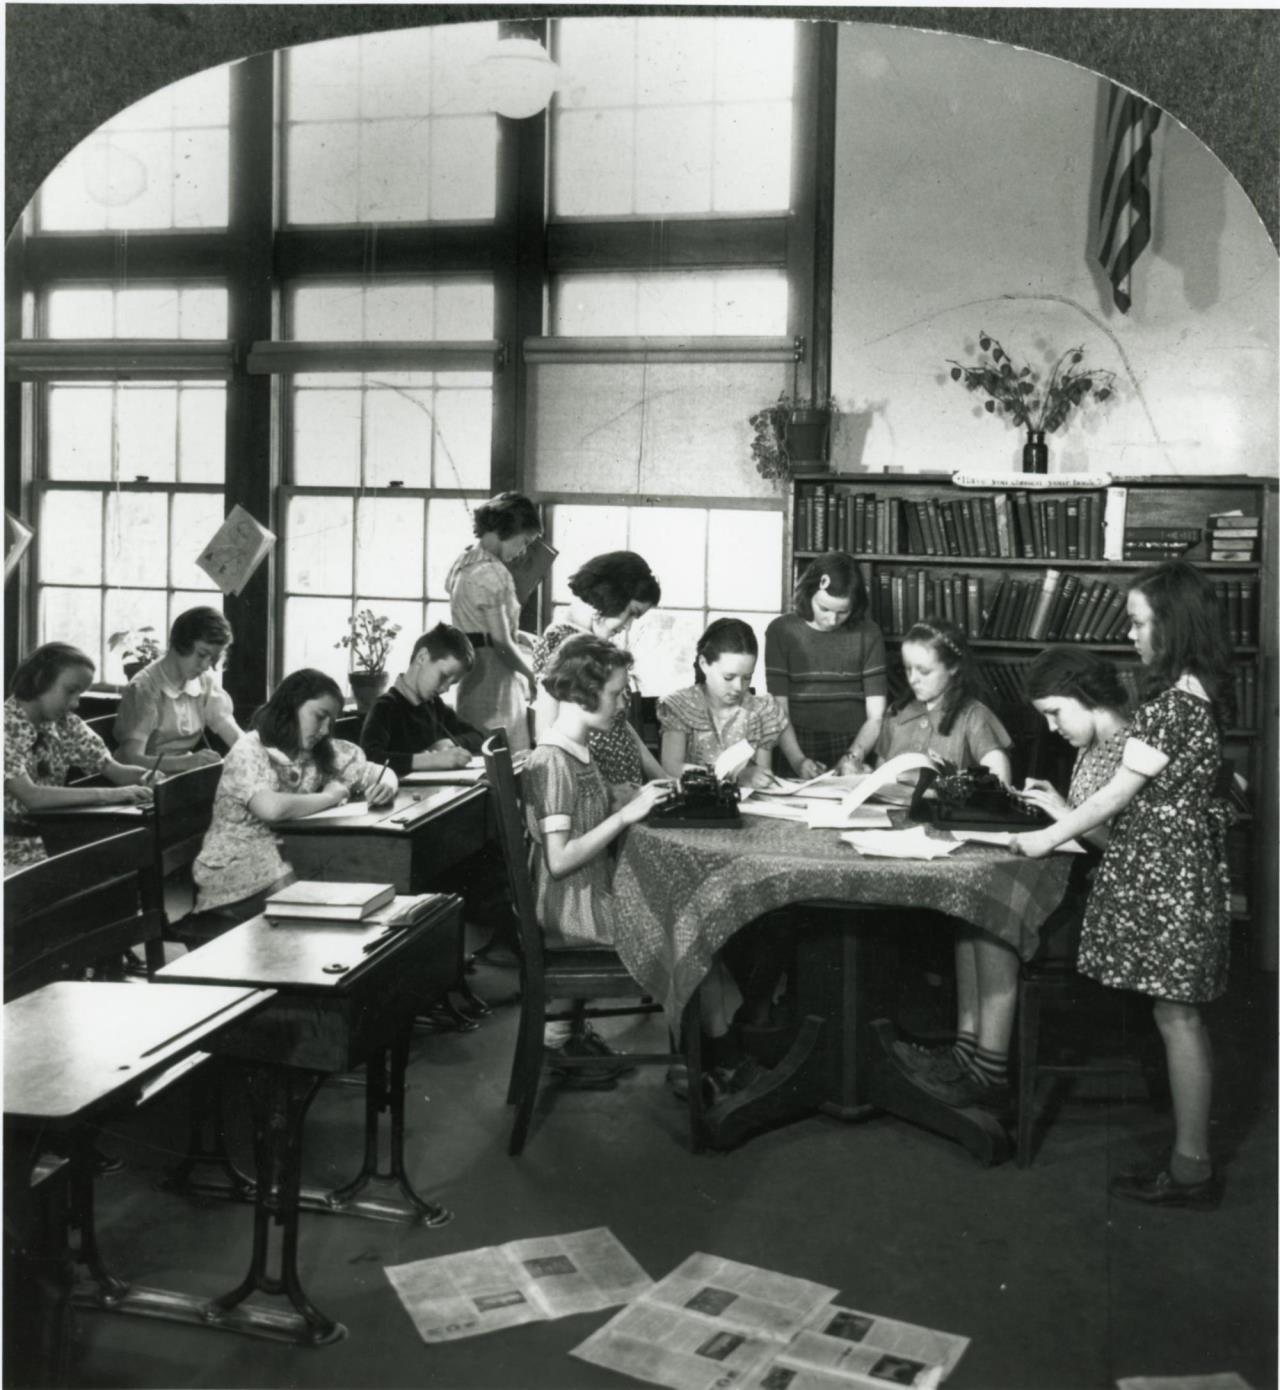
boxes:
[788,471,1278,958]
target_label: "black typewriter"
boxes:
[908,764,1052,831]
[648,768,741,829]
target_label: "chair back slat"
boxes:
[150,762,222,883]
[481,731,544,977]
[3,828,163,999]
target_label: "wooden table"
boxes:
[613,818,1073,1162]
[4,981,273,1368]
[155,894,463,1345]
[275,784,488,893]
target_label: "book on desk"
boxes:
[264,880,395,922]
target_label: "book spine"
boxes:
[1081,494,1098,560]
[891,573,906,634]
[852,494,866,553]
[1057,579,1090,643]
[1077,580,1110,642]
[939,501,961,557]
[1064,498,1081,560]
[1241,579,1256,645]
[1125,526,1203,542]
[923,498,946,557]
[1013,491,1038,559]
[1045,572,1080,641]
[965,575,982,637]
[1026,568,1062,642]
[981,575,1008,637]
[1086,584,1124,642]
[1243,666,1257,728]
[1043,499,1061,560]
[1227,581,1243,646]
[979,497,1000,558]
[1102,486,1128,561]
[955,499,976,556]
[904,501,926,556]
[991,493,1014,558]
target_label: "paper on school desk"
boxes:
[739,798,810,822]
[840,826,960,860]
[1117,1377,1252,1390]
[714,739,756,783]
[836,753,938,817]
[295,800,370,821]
[950,829,1087,854]
[384,1228,651,1343]
[747,1303,969,1390]
[805,804,893,830]
[401,758,485,785]
[571,1253,838,1390]
[195,504,275,596]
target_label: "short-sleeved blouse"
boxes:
[4,697,110,871]
[446,545,519,631]
[447,544,530,751]
[876,698,1010,769]
[532,621,642,785]
[193,732,370,911]
[657,685,789,769]
[115,659,236,757]
[522,733,615,948]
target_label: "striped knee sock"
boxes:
[951,1033,977,1071]
[961,1045,1008,1089]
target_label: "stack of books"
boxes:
[1122,525,1200,560]
[263,880,396,923]
[1207,510,1259,562]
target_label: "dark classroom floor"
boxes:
[55,945,1278,1390]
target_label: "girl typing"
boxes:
[1013,561,1235,1209]
[192,668,396,926]
[5,643,155,872]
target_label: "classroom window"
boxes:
[282,25,499,225]
[36,65,231,232]
[287,281,494,342]
[547,503,783,697]
[551,271,788,336]
[552,17,794,217]
[40,286,228,341]
[281,494,480,685]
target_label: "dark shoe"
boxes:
[1110,1165,1224,1210]
[92,1148,124,1176]
[901,1063,1010,1111]
[720,1057,770,1094]
[547,1034,631,1082]
[891,1039,964,1083]
[575,1027,638,1077]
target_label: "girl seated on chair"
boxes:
[114,606,244,776]
[192,668,397,926]
[4,643,156,872]
[524,634,674,1081]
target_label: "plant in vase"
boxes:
[108,625,163,680]
[749,394,837,486]
[336,608,401,713]
[946,331,1116,474]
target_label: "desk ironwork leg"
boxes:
[316,1038,452,1227]
[162,1065,256,1203]
[67,1132,129,1302]
[205,1064,345,1346]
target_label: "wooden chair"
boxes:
[334,713,365,743]
[82,713,118,752]
[3,829,165,1000]
[480,731,704,1156]
[144,763,223,938]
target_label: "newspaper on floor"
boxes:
[1117,1377,1252,1390]
[571,1253,838,1390]
[742,1304,969,1390]
[384,1227,652,1343]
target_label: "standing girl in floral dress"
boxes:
[446,492,542,752]
[1014,562,1234,1208]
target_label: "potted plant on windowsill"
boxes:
[108,625,163,681]
[336,609,402,714]
[749,394,836,487]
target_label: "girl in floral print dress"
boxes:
[4,643,155,873]
[1014,562,1235,1209]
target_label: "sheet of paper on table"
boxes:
[402,758,485,786]
[713,739,757,783]
[738,797,892,829]
[384,1228,651,1343]
[950,829,1086,854]
[571,1253,838,1390]
[840,826,960,860]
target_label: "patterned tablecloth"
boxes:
[612,819,1074,1024]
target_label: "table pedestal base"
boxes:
[701,1016,826,1150]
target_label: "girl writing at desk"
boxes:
[1012,562,1234,1209]
[114,606,244,774]
[192,668,396,929]
[4,642,154,872]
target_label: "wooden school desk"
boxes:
[612,817,1073,1162]
[3,981,273,1369]
[275,783,488,892]
[156,894,463,1345]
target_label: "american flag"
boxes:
[1096,84,1162,314]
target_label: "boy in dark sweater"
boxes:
[359,624,484,775]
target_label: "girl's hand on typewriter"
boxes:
[621,779,675,824]
[1017,778,1068,818]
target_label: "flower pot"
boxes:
[784,407,831,470]
[349,670,390,714]
[1022,430,1049,475]
[122,661,148,681]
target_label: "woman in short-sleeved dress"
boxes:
[876,697,1011,769]
[1077,688,1232,1003]
[522,730,615,949]
[657,686,789,771]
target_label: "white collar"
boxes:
[540,728,591,764]
[1175,673,1210,701]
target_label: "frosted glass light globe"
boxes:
[473,37,559,120]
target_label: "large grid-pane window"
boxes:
[38,286,228,342]
[553,17,793,217]
[547,503,784,697]
[283,25,499,225]
[551,271,787,337]
[36,66,230,232]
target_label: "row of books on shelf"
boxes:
[869,569,1258,647]
[794,485,1260,565]
[976,661,1260,732]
